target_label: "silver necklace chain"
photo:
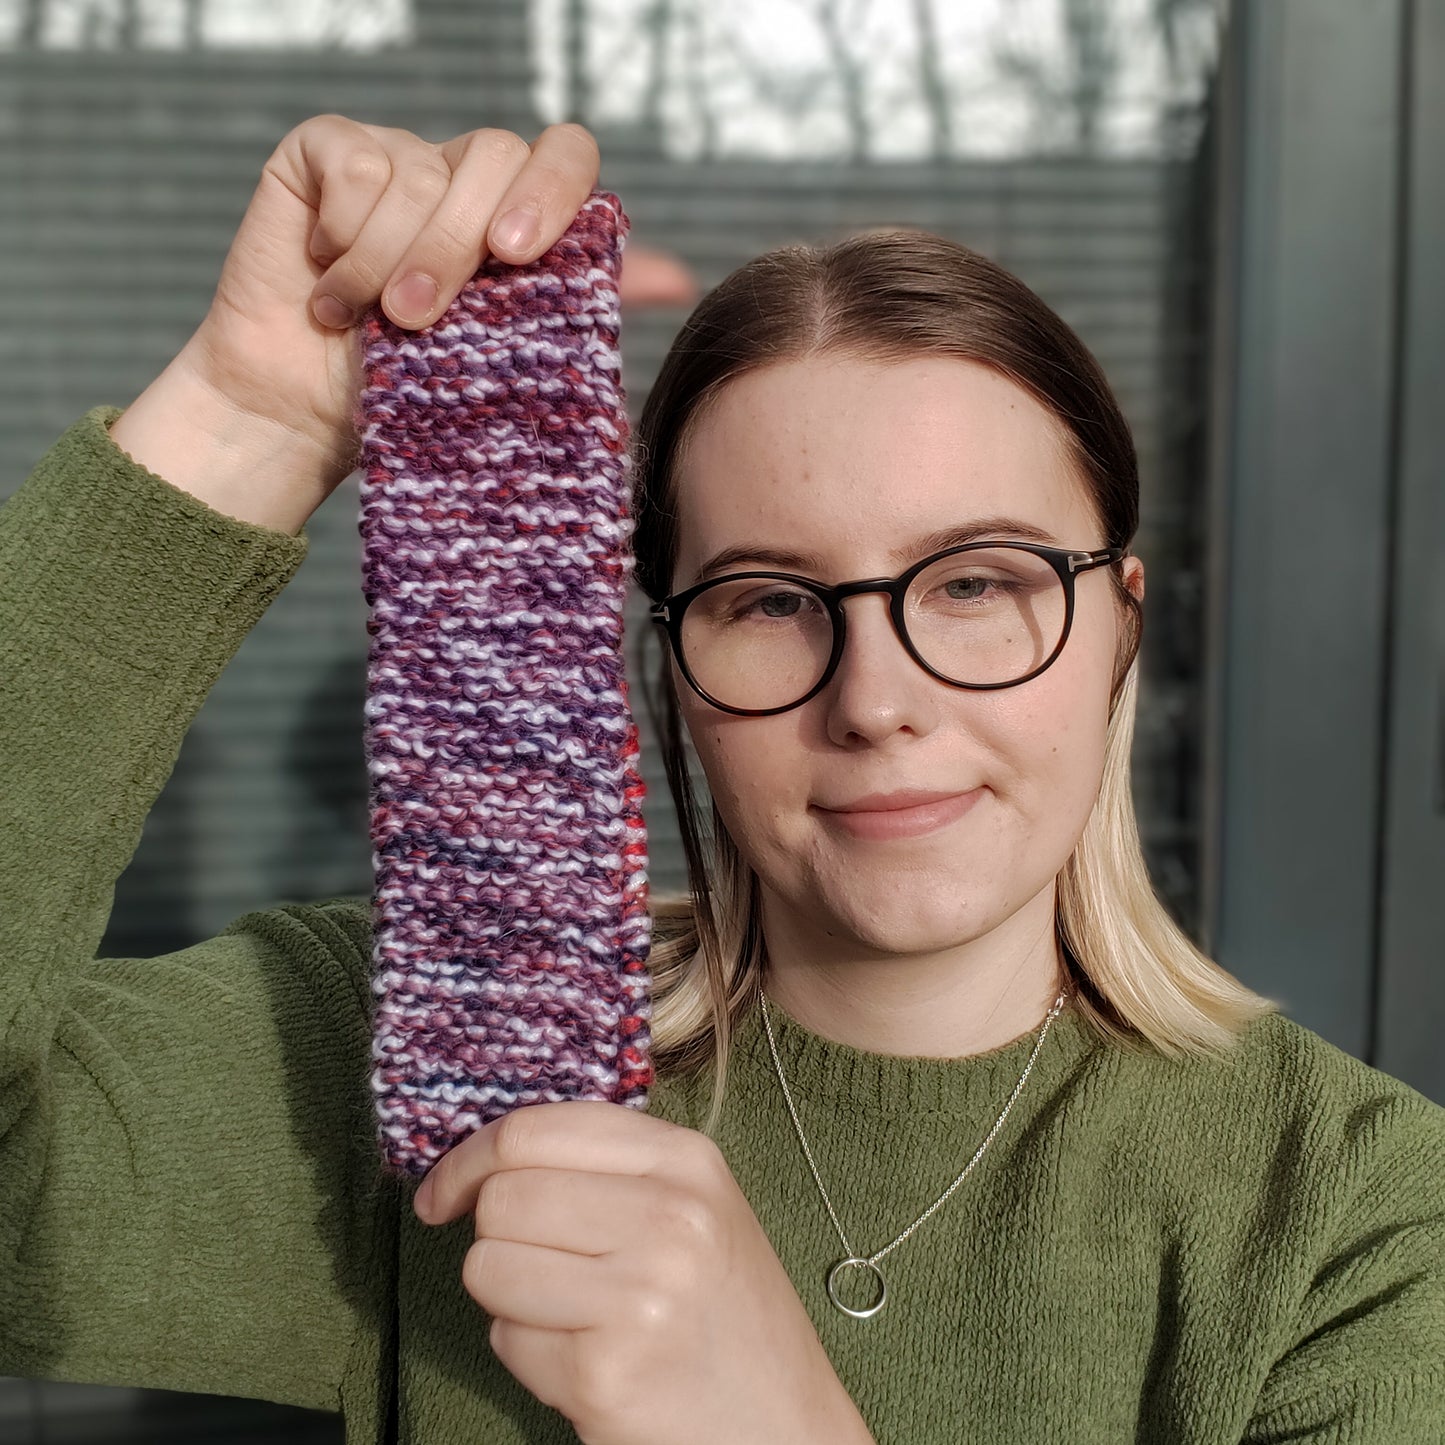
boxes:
[758,986,1070,1319]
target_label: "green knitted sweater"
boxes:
[2,405,1443,1444]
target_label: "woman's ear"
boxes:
[1109,555,1145,700]
[1122,553,1145,603]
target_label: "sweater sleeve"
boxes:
[1240,1082,1445,1443]
[0,405,396,1414]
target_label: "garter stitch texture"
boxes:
[355,191,654,1180]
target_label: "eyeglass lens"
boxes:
[678,546,1067,711]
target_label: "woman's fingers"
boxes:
[481,121,602,262]
[416,1099,694,1226]
[472,1166,671,1258]
[296,119,604,335]
[311,131,517,330]
[376,124,562,331]
[464,1237,611,1332]
[373,127,535,328]
[297,115,394,268]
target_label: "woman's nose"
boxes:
[822,592,940,745]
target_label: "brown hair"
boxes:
[630,229,1279,1138]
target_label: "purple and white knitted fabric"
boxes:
[355,191,654,1181]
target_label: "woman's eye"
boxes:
[944,577,990,601]
[748,590,809,619]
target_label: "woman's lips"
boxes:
[812,787,985,841]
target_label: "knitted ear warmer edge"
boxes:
[356,191,654,1181]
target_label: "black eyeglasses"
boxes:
[647,540,1125,717]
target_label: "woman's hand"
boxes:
[413,1099,874,1445]
[109,113,697,535]
[178,115,604,512]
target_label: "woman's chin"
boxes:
[817,897,996,957]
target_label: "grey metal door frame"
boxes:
[1203,0,1443,1099]
[1377,0,1445,1097]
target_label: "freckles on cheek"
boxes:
[995,695,1074,757]
[708,732,769,813]
[715,733,803,844]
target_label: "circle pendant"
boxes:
[826,1256,887,1318]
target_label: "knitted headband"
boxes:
[356,192,654,1181]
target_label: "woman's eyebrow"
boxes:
[694,516,1060,582]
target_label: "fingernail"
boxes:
[491,209,538,255]
[390,272,439,325]
[414,1175,434,1222]
[313,294,355,329]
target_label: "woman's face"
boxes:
[666,353,1144,963]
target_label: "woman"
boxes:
[2,115,1441,1445]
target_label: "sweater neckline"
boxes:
[724,988,1101,1117]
